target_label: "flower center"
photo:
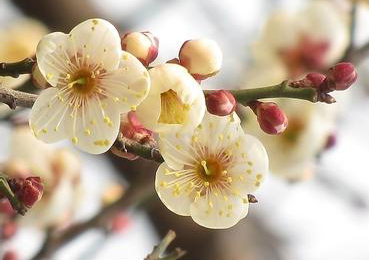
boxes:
[196,159,223,182]
[158,89,189,124]
[68,69,97,95]
[281,118,305,144]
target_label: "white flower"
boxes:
[135,63,205,133]
[29,19,150,154]
[155,111,268,229]
[243,97,335,181]
[5,126,82,228]
[251,0,348,76]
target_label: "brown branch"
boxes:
[0,58,35,78]
[0,86,37,110]
[31,177,154,260]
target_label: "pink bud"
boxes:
[327,62,357,90]
[3,250,17,260]
[205,90,236,116]
[1,221,17,240]
[0,200,16,216]
[179,39,223,80]
[121,31,159,66]
[304,72,326,89]
[110,213,131,233]
[250,102,288,135]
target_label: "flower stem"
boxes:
[0,174,27,215]
[205,80,318,106]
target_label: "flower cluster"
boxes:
[29,19,269,229]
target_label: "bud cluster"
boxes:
[291,62,357,103]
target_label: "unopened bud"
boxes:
[304,72,326,89]
[205,90,236,116]
[179,39,222,80]
[1,221,17,240]
[327,62,357,91]
[8,177,43,208]
[3,250,17,260]
[250,101,288,135]
[121,32,159,66]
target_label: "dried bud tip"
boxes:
[166,58,180,65]
[205,90,236,116]
[250,101,288,135]
[247,194,258,203]
[179,38,223,80]
[327,62,357,91]
[121,31,159,67]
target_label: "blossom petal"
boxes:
[64,96,120,154]
[29,88,68,143]
[196,111,243,154]
[98,51,150,113]
[228,134,269,194]
[158,132,196,170]
[36,32,71,87]
[155,162,197,216]
[190,193,246,229]
[69,18,121,71]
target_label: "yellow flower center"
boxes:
[158,89,188,124]
[196,159,223,183]
[281,118,305,144]
[68,69,97,95]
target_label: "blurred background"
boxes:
[1,0,369,259]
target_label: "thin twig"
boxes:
[0,58,35,78]
[0,86,37,109]
[145,230,186,260]
[342,2,358,61]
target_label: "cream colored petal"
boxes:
[63,95,120,154]
[135,64,205,133]
[159,132,197,170]
[190,193,246,229]
[155,162,197,216]
[196,111,242,154]
[99,51,150,113]
[29,87,68,143]
[228,134,269,194]
[69,18,121,71]
[36,32,71,87]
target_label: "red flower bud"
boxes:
[121,31,159,67]
[205,90,236,116]
[109,213,131,233]
[8,177,43,208]
[250,101,288,135]
[304,72,326,89]
[179,39,223,80]
[327,62,357,91]
[3,250,17,260]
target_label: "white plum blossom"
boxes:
[156,111,268,229]
[251,0,348,78]
[29,18,150,154]
[5,126,82,228]
[135,63,205,133]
